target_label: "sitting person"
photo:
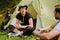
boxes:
[8,5,34,36]
[33,5,60,40]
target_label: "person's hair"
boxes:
[18,5,28,11]
[55,8,60,14]
[55,5,60,7]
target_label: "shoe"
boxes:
[8,32,23,37]
[8,33,17,36]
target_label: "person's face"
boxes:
[55,12,60,20]
[19,7,27,15]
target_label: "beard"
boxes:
[55,17,59,20]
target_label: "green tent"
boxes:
[4,0,60,29]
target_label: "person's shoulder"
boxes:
[26,12,31,16]
[56,20,60,26]
[26,12,33,18]
[58,21,60,24]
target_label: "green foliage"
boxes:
[0,0,21,24]
[0,0,21,14]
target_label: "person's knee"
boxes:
[23,26,34,35]
[33,30,39,35]
[8,25,15,32]
[26,26,34,32]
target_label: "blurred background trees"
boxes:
[0,0,21,24]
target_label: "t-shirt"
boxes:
[16,12,33,25]
[54,20,60,32]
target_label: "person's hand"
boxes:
[40,29,45,32]
[35,29,47,34]
[40,29,47,33]
[15,24,21,29]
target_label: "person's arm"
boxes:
[34,29,60,40]
[39,24,55,32]
[28,18,33,27]
[40,29,60,40]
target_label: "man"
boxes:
[8,5,34,36]
[33,5,60,40]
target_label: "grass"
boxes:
[0,32,36,40]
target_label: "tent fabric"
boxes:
[36,15,42,30]
[4,0,60,30]
[40,0,60,27]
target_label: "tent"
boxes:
[4,0,60,30]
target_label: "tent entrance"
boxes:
[27,4,37,29]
